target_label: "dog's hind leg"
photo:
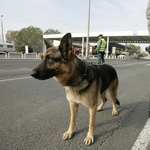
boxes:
[108,79,119,116]
[97,91,107,111]
[63,102,79,140]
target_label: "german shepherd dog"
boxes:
[30,33,120,145]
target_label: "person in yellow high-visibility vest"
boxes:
[96,34,106,64]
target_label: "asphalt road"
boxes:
[0,59,150,150]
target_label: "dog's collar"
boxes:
[83,65,94,77]
[88,66,94,77]
[83,65,87,76]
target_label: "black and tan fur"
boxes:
[30,33,120,145]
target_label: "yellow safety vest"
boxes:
[98,38,106,52]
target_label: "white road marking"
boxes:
[131,118,150,150]
[0,76,32,82]
[0,68,32,73]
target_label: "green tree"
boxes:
[17,45,33,53]
[17,26,43,53]
[5,30,19,50]
[127,44,141,55]
[44,29,61,34]
[43,29,61,45]
[5,27,61,53]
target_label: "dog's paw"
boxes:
[84,136,94,145]
[63,131,73,140]
[112,110,118,116]
[97,106,102,112]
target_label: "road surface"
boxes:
[0,59,150,150]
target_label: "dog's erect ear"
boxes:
[44,39,53,49]
[59,33,72,60]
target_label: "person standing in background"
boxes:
[96,34,106,65]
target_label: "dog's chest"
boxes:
[64,86,87,106]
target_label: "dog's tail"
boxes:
[116,98,120,106]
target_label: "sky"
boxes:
[0,0,149,51]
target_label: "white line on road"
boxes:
[131,118,150,150]
[0,68,32,73]
[0,76,32,82]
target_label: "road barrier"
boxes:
[24,53,37,59]
[0,52,129,60]
[0,52,7,59]
[8,52,23,59]
[77,55,127,60]
[38,53,43,59]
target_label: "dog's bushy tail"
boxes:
[116,98,120,106]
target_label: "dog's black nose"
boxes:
[30,70,36,77]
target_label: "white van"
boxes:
[0,43,15,52]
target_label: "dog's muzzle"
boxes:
[30,70,36,77]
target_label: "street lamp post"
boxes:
[1,15,4,43]
[85,0,91,59]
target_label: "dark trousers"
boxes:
[97,52,105,64]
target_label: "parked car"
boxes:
[130,53,138,58]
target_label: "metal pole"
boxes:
[1,15,4,43]
[85,0,91,59]
[82,37,84,57]
[149,95,150,117]
[125,43,127,51]
[43,38,46,53]
[106,36,109,58]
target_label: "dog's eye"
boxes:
[47,57,53,62]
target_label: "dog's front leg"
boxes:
[63,102,79,140]
[84,104,97,145]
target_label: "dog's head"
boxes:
[30,33,73,80]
